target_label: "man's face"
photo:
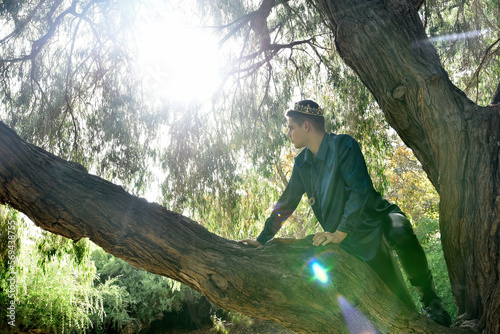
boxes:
[287,118,307,149]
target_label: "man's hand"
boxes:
[312,231,347,247]
[239,239,263,248]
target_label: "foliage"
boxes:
[36,231,92,268]
[91,246,203,331]
[0,206,24,328]
[0,0,162,195]
[1,207,205,333]
[89,277,133,334]
[425,0,500,105]
[14,252,104,333]
[0,207,106,333]
[195,158,319,241]
[385,145,439,223]
[0,206,22,282]
[211,311,254,334]
[160,108,239,216]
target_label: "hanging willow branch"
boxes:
[464,36,500,103]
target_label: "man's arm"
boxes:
[335,136,374,234]
[241,164,305,246]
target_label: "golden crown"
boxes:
[293,102,324,116]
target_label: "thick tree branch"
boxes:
[217,0,287,48]
[250,0,275,48]
[220,0,303,76]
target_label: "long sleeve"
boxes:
[335,137,375,234]
[256,165,305,245]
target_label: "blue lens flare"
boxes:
[311,260,329,284]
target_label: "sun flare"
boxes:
[135,11,222,103]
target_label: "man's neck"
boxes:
[307,132,326,157]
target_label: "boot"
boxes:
[414,278,452,327]
[423,298,452,327]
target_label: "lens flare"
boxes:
[337,296,378,334]
[427,29,489,43]
[311,261,329,284]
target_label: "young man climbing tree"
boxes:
[240,100,452,327]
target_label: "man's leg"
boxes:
[365,237,415,309]
[382,212,452,327]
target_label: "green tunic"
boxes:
[256,133,402,261]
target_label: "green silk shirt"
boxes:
[256,133,402,261]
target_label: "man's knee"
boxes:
[383,213,416,248]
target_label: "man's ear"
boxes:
[304,121,311,132]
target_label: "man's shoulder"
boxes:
[324,134,362,165]
[327,133,355,142]
[326,133,357,149]
[293,134,359,166]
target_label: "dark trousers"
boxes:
[366,213,433,308]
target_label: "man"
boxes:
[240,100,452,327]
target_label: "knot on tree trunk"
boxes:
[393,85,407,100]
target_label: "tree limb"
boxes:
[0,0,46,46]
[232,39,315,76]
[464,36,500,102]
[0,0,78,65]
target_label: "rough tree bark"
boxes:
[312,0,500,332]
[0,121,466,333]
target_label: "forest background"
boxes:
[0,0,498,333]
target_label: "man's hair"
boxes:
[286,100,325,132]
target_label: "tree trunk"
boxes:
[0,121,467,333]
[314,0,500,332]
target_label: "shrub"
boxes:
[91,247,203,331]
[0,206,128,333]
